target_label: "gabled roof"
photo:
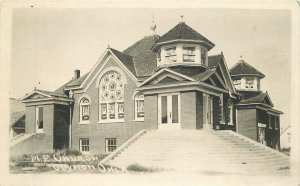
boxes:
[208,54,222,69]
[153,22,215,51]
[123,35,160,77]
[20,88,69,101]
[230,60,265,78]
[239,91,274,107]
[110,48,137,77]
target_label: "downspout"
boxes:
[235,108,238,133]
[69,103,72,149]
[69,90,73,149]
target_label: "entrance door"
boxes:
[158,93,180,129]
[36,107,44,133]
[258,127,266,145]
[203,94,213,130]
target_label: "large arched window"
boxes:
[99,70,124,122]
[79,97,90,124]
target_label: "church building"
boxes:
[17,20,283,155]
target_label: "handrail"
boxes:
[220,130,289,159]
[100,130,146,164]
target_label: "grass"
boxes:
[126,163,162,173]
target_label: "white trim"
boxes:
[36,106,44,133]
[98,119,124,124]
[139,68,195,87]
[158,92,181,129]
[77,95,92,104]
[219,54,237,94]
[153,39,214,51]
[79,97,90,124]
[20,97,73,103]
[258,123,267,128]
[134,93,145,121]
[65,49,138,92]
[208,77,216,86]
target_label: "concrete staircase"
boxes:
[10,133,49,157]
[107,130,290,175]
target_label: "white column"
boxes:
[160,47,166,66]
[195,45,201,64]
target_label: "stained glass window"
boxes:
[135,94,144,120]
[80,98,90,123]
[99,71,124,122]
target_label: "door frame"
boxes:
[203,93,213,130]
[158,92,181,129]
[36,106,44,133]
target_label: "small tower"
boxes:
[229,57,265,92]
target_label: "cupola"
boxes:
[151,21,215,68]
[229,58,265,92]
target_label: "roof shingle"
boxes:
[154,22,214,50]
[230,60,265,78]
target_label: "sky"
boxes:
[10,7,291,145]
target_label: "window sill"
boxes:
[275,128,279,130]
[228,123,234,126]
[79,122,90,125]
[133,119,144,122]
[98,119,124,124]
[220,122,225,125]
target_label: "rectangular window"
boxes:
[165,47,177,63]
[118,102,124,119]
[201,47,207,64]
[79,138,89,152]
[106,138,117,153]
[136,100,144,118]
[82,105,90,121]
[109,103,116,119]
[275,116,279,130]
[183,46,195,62]
[245,77,254,88]
[101,103,107,120]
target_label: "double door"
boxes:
[158,93,180,129]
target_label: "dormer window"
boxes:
[201,47,207,64]
[165,46,177,63]
[245,77,254,88]
[183,46,195,62]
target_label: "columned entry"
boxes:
[36,106,44,133]
[203,93,213,130]
[158,93,180,129]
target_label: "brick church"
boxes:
[17,20,283,154]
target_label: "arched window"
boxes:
[99,70,124,122]
[227,99,233,125]
[80,98,90,124]
[135,93,144,121]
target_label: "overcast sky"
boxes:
[10,8,291,141]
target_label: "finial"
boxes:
[107,45,110,49]
[240,55,243,60]
[150,14,156,33]
[180,15,184,23]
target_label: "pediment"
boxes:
[19,90,51,101]
[261,93,274,107]
[140,69,194,86]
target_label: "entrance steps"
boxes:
[10,133,49,157]
[106,130,290,175]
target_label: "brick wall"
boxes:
[53,104,70,149]
[181,91,196,130]
[71,57,145,153]
[25,106,35,134]
[237,109,257,141]
[144,94,158,129]
[195,92,203,130]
